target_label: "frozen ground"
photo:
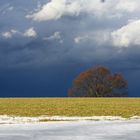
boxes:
[0,120,140,140]
[0,115,140,124]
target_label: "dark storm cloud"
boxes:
[0,0,140,96]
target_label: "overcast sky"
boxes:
[0,0,140,97]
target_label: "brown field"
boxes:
[0,98,139,118]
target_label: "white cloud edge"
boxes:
[23,27,37,38]
[26,0,82,21]
[74,19,140,48]
[111,19,140,47]
[43,31,63,43]
[1,27,37,39]
[26,0,140,22]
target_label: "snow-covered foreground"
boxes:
[0,120,140,140]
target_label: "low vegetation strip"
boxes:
[0,98,139,118]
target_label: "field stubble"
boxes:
[0,98,139,118]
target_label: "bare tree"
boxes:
[68,66,128,97]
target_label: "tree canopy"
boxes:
[68,66,128,97]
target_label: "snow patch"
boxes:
[0,115,140,124]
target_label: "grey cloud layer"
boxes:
[0,0,140,69]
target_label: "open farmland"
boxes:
[0,98,139,118]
